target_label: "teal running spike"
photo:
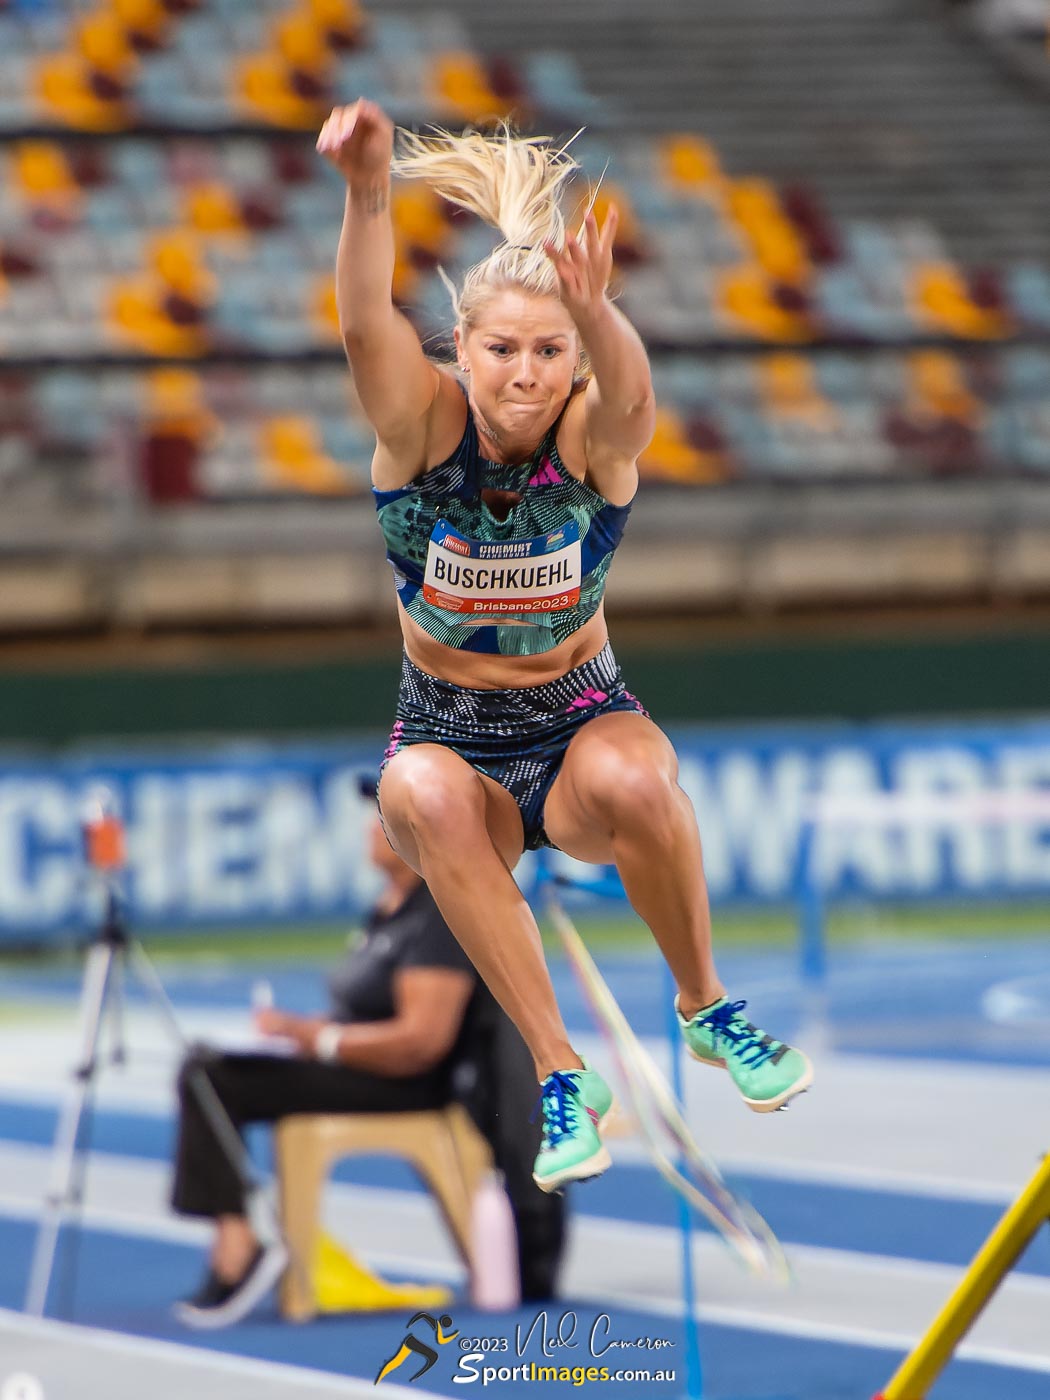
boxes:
[532,1065,614,1192]
[677,996,813,1113]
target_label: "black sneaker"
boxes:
[173,1240,288,1329]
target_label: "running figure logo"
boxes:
[374,1311,459,1384]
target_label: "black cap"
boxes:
[357,773,379,800]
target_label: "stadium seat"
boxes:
[639,406,727,484]
[911,261,1010,339]
[758,352,838,432]
[717,263,814,342]
[659,134,723,195]
[260,413,356,493]
[275,1104,493,1322]
[431,50,508,124]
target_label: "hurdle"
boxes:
[793,788,1050,1398]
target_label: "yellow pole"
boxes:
[875,1153,1050,1400]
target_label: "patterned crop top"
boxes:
[373,402,632,656]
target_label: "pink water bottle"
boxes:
[469,1170,521,1311]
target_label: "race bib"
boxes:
[423,519,582,622]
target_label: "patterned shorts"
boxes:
[381,643,648,850]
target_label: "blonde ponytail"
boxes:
[391,124,582,326]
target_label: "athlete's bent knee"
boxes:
[582,748,679,829]
[382,753,488,844]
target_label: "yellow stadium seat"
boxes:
[310,276,342,341]
[727,179,810,284]
[183,182,246,237]
[109,276,207,356]
[275,12,330,72]
[148,231,215,300]
[306,0,366,44]
[76,11,136,76]
[660,134,723,192]
[911,263,1008,340]
[111,0,170,46]
[236,54,324,128]
[433,51,505,124]
[391,247,421,304]
[717,264,811,342]
[391,185,449,258]
[639,407,725,484]
[905,350,980,425]
[35,54,129,131]
[262,415,354,494]
[144,368,215,439]
[13,142,79,203]
[759,353,836,431]
[578,182,643,256]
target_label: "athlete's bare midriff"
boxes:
[399,603,611,689]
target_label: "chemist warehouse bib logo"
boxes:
[423,520,581,620]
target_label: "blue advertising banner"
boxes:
[0,721,1049,941]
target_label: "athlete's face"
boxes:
[456,290,579,450]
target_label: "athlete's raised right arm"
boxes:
[317,101,441,485]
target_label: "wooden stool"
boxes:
[275,1103,493,1320]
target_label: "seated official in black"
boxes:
[171,788,564,1328]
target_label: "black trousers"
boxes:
[456,1004,566,1303]
[170,1044,450,1219]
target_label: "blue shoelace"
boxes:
[535,1070,583,1148]
[698,999,780,1069]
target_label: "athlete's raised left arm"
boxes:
[545,206,655,505]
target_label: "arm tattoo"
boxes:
[351,184,389,216]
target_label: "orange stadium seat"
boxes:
[432,50,509,124]
[639,406,728,485]
[109,230,215,356]
[261,414,356,494]
[717,263,814,342]
[659,134,724,194]
[12,142,83,218]
[237,53,326,128]
[35,53,128,131]
[391,183,453,267]
[310,275,342,343]
[305,0,367,51]
[77,9,137,75]
[727,178,811,286]
[906,350,981,425]
[181,181,248,237]
[882,350,983,475]
[236,3,339,128]
[911,261,1011,339]
[276,11,331,73]
[759,353,838,432]
[584,183,645,265]
[137,367,216,503]
[111,0,172,52]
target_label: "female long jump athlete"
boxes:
[317,101,812,1191]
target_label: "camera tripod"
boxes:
[24,869,273,1319]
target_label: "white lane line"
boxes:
[0,1306,419,1397]
[3,1147,1049,1373]
[591,1285,1050,1376]
[2,1036,1047,1209]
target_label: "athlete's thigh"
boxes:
[378,743,525,873]
[542,710,676,864]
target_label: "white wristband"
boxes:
[314,1023,344,1062]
